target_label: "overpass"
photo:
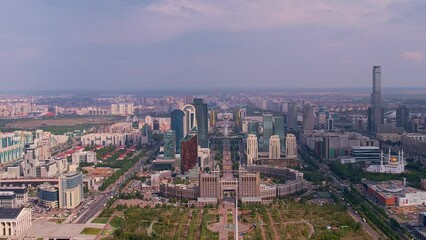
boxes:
[0,178,92,188]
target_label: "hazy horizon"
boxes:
[1,1,426,90]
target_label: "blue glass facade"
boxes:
[171,109,184,153]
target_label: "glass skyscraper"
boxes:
[171,109,184,153]
[163,130,176,159]
[263,113,273,152]
[192,98,209,148]
[273,116,285,152]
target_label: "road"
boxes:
[298,146,382,239]
[347,207,380,240]
[75,142,161,223]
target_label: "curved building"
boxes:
[58,172,83,209]
[182,104,197,137]
[37,183,59,208]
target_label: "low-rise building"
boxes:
[0,187,28,206]
[71,151,96,164]
[0,208,32,237]
[0,192,17,208]
[366,180,426,207]
[37,183,59,208]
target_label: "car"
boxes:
[362,218,366,223]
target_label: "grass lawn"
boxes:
[227,210,233,224]
[80,227,102,235]
[92,217,110,224]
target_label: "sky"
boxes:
[0,0,425,91]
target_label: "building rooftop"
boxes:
[0,208,23,219]
[367,180,424,198]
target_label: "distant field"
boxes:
[0,116,122,134]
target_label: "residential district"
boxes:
[0,66,425,239]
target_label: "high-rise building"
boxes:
[153,119,160,131]
[269,135,280,159]
[184,95,193,105]
[285,134,297,158]
[287,102,298,130]
[171,109,184,153]
[249,121,259,136]
[302,105,315,131]
[273,116,285,151]
[209,110,216,126]
[182,104,197,137]
[180,131,198,174]
[247,134,258,165]
[58,172,83,209]
[163,130,176,159]
[327,117,334,131]
[396,105,410,132]
[369,66,383,133]
[263,113,273,151]
[192,98,209,148]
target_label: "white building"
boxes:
[285,134,297,158]
[71,151,96,164]
[182,104,197,137]
[366,149,405,174]
[247,134,258,165]
[269,135,280,159]
[111,103,134,115]
[81,133,126,146]
[0,208,32,237]
[198,147,211,169]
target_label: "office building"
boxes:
[37,183,59,208]
[369,66,383,133]
[327,117,334,131]
[0,192,17,208]
[0,208,32,237]
[180,131,198,174]
[182,104,197,137]
[287,102,298,130]
[350,146,381,162]
[269,135,281,159]
[247,134,258,165]
[396,105,410,132]
[0,187,28,206]
[303,105,315,131]
[285,134,297,158]
[58,172,83,209]
[249,121,259,136]
[263,113,273,151]
[199,172,221,199]
[71,151,96,164]
[273,116,285,152]
[209,110,216,127]
[192,98,209,148]
[110,103,134,115]
[171,109,184,153]
[238,170,260,198]
[163,130,176,159]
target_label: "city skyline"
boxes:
[1,1,426,91]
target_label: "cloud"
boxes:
[78,0,403,44]
[402,51,424,61]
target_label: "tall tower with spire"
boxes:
[369,66,383,133]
